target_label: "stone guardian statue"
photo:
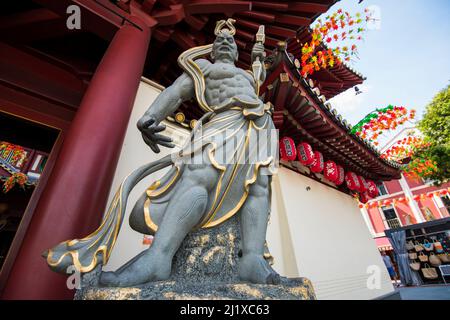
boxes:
[43,19,297,293]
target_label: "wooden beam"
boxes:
[152,4,185,26]
[184,14,209,31]
[290,95,309,114]
[253,2,288,11]
[236,11,276,23]
[171,29,197,50]
[274,14,310,27]
[288,2,330,14]
[153,27,175,42]
[273,73,290,111]
[184,1,251,15]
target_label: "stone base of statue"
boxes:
[75,215,316,300]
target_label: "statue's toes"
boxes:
[267,272,281,285]
[99,271,120,287]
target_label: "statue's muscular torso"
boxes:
[199,59,261,108]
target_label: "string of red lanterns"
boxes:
[279,137,379,202]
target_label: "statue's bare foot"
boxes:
[238,253,281,285]
[99,249,171,287]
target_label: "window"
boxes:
[381,206,401,229]
[441,195,450,214]
[377,183,388,196]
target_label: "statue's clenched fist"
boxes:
[137,115,175,153]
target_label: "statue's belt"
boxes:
[208,102,272,120]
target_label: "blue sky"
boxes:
[322,0,450,145]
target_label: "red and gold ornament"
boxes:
[297,142,315,166]
[310,151,324,173]
[335,165,345,185]
[324,160,338,182]
[345,171,361,191]
[279,137,297,161]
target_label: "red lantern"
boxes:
[324,161,338,182]
[279,137,297,161]
[345,172,361,191]
[366,180,379,198]
[310,151,324,173]
[359,192,370,204]
[297,142,315,166]
[357,176,368,193]
[335,165,345,185]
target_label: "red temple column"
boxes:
[2,17,150,299]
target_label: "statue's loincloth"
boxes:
[144,106,277,232]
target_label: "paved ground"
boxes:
[396,285,450,300]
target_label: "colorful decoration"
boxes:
[381,136,430,161]
[350,105,415,144]
[404,158,438,180]
[324,160,338,182]
[279,137,297,161]
[2,172,28,193]
[345,171,361,191]
[299,8,374,77]
[297,142,315,166]
[380,130,438,180]
[0,141,28,168]
[310,151,324,173]
[359,188,450,208]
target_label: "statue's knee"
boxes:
[177,186,208,223]
[184,166,218,191]
[249,174,270,197]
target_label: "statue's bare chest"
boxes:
[204,63,257,103]
[206,64,254,88]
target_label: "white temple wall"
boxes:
[267,168,395,299]
[103,79,394,300]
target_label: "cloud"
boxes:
[328,84,372,117]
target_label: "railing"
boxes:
[386,218,402,229]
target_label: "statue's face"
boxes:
[211,31,238,62]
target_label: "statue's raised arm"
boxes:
[137,59,210,153]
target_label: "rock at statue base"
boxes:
[75,215,316,300]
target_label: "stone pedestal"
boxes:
[75,216,316,300]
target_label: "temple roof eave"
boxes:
[262,46,401,181]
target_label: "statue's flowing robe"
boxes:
[44,44,277,274]
[144,104,277,232]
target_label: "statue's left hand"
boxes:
[137,116,175,153]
